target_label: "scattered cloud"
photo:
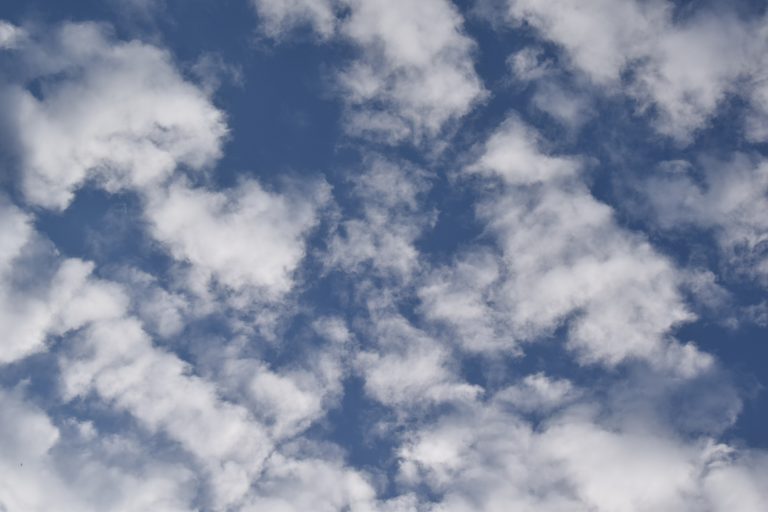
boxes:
[1,4,767,511]
[251,0,486,143]
[642,154,768,284]
[3,22,226,210]
[504,0,768,142]
[145,178,329,299]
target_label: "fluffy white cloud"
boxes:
[399,392,768,512]
[3,21,225,210]
[0,209,273,508]
[357,335,479,409]
[482,185,702,370]
[241,448,382,512]
[1,21,328,308]
[354,302,481,410]
[745,28,768,143]
[250,0,485,143]
[313,316,352,344]
[326,156,433,279]
[61,315,273,509]
[507,47,554,83]
[0,200,127,364]
[642,155,768,285]
[505,0,768,141]
[0,198,34,277]
[506,0,667,84]
[250,0,339,38]
[494,373,579,413]
[418,249,509,352]
[506,48,595,130]
[0,389,195,512]
[146,178,329,299]
[0,201,378,510]
[2,5,766,512]
[338,0,485,142]
[467,116,582,184]
[423,117,709,372]
[219,333,350,440]
[112,267,190,339]
[0,20,386,509]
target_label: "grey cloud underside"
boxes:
[1,0,768,510]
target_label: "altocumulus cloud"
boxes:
[0,1,767,511]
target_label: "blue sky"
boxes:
[1,0,768,510]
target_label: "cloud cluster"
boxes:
[146,178,329,299]
[423,117,707,372]
[505,0,768,142]
[1,21,330,308]
[399,391,768,512]
[0,200,127,364]
[251,0,485,143]
[642,155,768,285]
[326,156,433,279]
[1,3,767,511]
[0,19,362,511]
[2,22,226,210]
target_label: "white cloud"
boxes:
[338,0,485,142]
[0,20,25,49]
[326,156,433,279]
[247,368,333,437]
[5,214,279,508]
[643,155,768,284]
[539,415,701,512]
[250,0,338,38]
[505,0,767,142]
[146,178,329,299]
[507,47,554,83]
[467,116,582,184]
[251,0,486,143]
[356,312,481,409]
[494,373,579,413]
[0,389,195,512]
[418,249,509,352]
[399,393,768,512]
[0,198,34,276]
[112,267,190,339]
[190,52,244,94]
[425,116,710,372]
[530,82,594,130]
[4,21,225,210]
[483,164,699,371]
[313,316,352,344]
[745,34,768,143]
[701,451,768,512]
[220,338,349,440]
[2,7,767,512]
[0,200,127,364]
[507,0,666,84]
[0,199,375,510]
[506,47,595,132]
[242,449,381,512]
[2,21,328,309]
[60,316,273,509]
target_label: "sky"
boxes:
[0,0,767,510]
